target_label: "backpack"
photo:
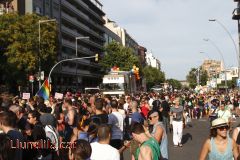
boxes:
[44,125,59,151]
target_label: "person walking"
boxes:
[199,118,239,160]
[148,110,168,160]
[131,122,161,160]
[108,99,124,150]
[170,97,184,147]
[160,96,170,133]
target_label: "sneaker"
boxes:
[178,143,183,147]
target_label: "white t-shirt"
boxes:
[217,110,231,123]
[108,111,124,140]
[90,142,120,160]
[123,103,129,111]
[149,98,154,108]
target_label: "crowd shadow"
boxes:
[182,133,193,144]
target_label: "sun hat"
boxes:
[211,118,228,129]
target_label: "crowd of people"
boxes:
[1,90,240,159]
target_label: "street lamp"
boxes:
[209,19,238,61]
[75,36,89,91]
[75,36,89,56]
[209,18,240,90]
[203,38,227,92]
[48,55,98,85]
[38,19,56,89]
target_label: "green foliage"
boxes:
[100,41,140,71]
[186,67,208,88]
[0,13,57,88]
[166,78,182,89]
[142,66,165,89]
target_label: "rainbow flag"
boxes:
[36,80,50,100]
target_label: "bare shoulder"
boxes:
[203,138,211,150]
[140,145,152,153]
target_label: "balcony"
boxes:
[62,12,90,31]
[62,0,89,21]
[62,38,92,56]
[233,8,240,20]
[62,12,104,41]
[75,0,89,10]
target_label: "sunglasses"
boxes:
[217,126,229,131]
[148,115,158,120]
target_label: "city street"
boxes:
[168,118,209,160]
[124,117,240,160]
[169,118,240,160]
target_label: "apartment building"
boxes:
[8,0,106,91]
[145,52,161,70]
[201,60,223,79]
[104,16,138,55]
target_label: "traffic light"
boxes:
[95,54,98,62]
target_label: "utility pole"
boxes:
[232,1,240,91]
[197,67,200,86]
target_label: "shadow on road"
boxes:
[182,133,193,144]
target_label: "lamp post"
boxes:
[48,55,98,85]
[203,38,227,93]
[209,19,239,85]
[75,36,89,91]
[209,19,238,60]
[38,19,56,89]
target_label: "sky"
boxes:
[100,0,238,80]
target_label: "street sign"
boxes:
[237,79,240,87]
[29,75,34,83]
[40,71,44,80]
[54,92,63,99]
[22,93,30,99]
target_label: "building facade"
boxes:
[201,60,223,79]
[10,0,106,92]
[145,52,161,70]
[104,16,138,55]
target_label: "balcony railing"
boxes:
[62,12,90,32]
[62,0,89,20]
[62,12,104,41]
[62,38,92,56]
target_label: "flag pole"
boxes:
[35,79,47,96]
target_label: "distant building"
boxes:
[201,60,223,79]
[138,46,147,67]
[145,52,161,70]
[104,16,138,55]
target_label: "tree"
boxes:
[100,41,140,72]
[142,66,165,89]
[186,67,208,88]
[166,78,182,90]
[0,13,58,91]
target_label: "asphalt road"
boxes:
[124,117,240,160]
[168,118,210,160]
